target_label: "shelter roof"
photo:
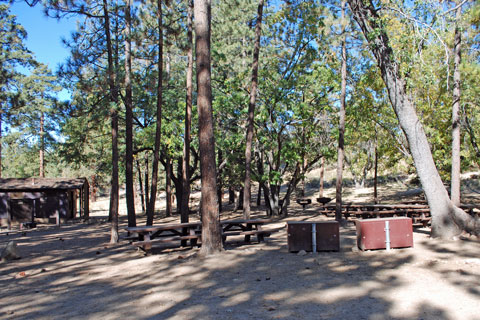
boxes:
[0,178,88,192]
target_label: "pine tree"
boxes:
[243,0,264,219]
[0,4,34,177]
[17,63,60,177]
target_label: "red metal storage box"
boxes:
[287,221,339,252]
[356,217,413,251]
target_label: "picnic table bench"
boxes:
[125,221,202,253]
[220,219,278,243]
[126,219,283,253]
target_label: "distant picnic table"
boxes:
[125,218,281,254]
[318,202,480,227]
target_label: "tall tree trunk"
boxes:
[144,152,149,207]
[234,188,244,212]
[166,154,172,217]
[256,150,263,206]
[256,183,262,206]
[195,0,223,255]
[0,111,2,178]
[181,0,194,224]
[301,128,306,197]
[39,111,45,178]
[179,0,194,222]
[217,148,223,212]
[374,145,378,204]
[174,160,184,214]
[146,0,164,226]
[451,3,462,206]
[262,184,272,216]
[319,156,325,197]
[91,175,98,202]
[281,163,302,217]
[165,51,173,218]
[335,0,347,223]
[229,186,235,204]
[136,158,145,213]
[347,0,479,238]
[125,0,136,227]
[243,0,264,219]
[103,0,119,243]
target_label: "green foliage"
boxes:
[4,0,480,196]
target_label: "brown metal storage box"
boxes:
[356,217,413,251]
[287,221,339,252]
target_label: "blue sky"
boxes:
[10,1,78,100]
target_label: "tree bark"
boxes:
[174,160,184,214]
[166,154,172,217]
[374,145,378,204]
[0,110,2,178]
[217,148,223,212]
[256,183,262,206]
[234,188,244,212]
[146,0,164,226]
[103,0,119,243]
[144,152,149,207]
[136,158,145,213]
[229,186,235,204]
[347,0,479,238]
[195,0,223,255]
[39,111,45,178]
[243,0,264,220]
[319,156,325,197]
[335,0,347,224]
[181,0,194,224]
[91,175,97,202]
[451,3,462,206]
[301,129,306,197]
[125,0,136,227]
[256,150,263,206]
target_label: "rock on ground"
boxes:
[1,240,20,262]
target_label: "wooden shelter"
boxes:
[0,178,89,228]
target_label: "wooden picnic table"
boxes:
[125,221,202,252]
[126,219,281,253]
[323,203,429,213]
[220,219,274,243]
[321,203,431,224]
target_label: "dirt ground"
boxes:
[1,180,479,320]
